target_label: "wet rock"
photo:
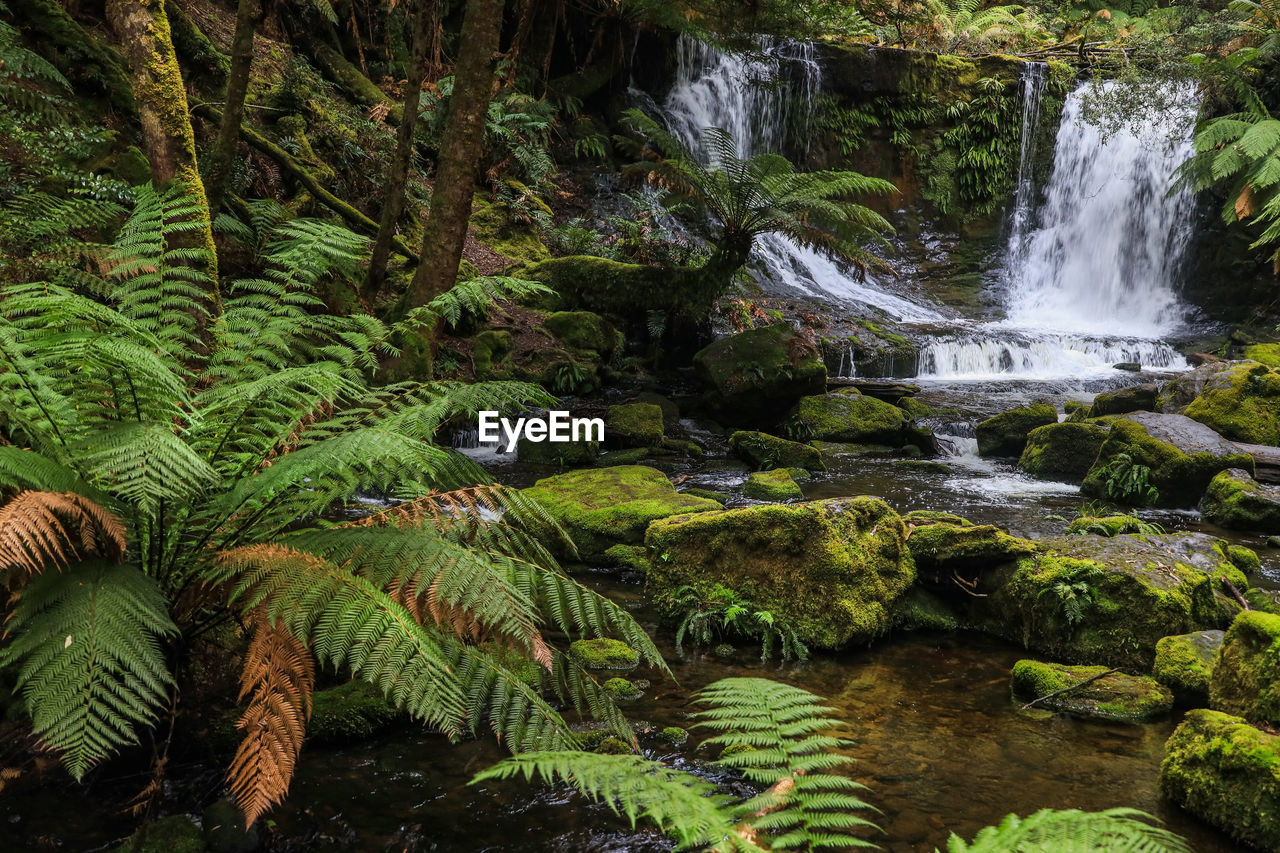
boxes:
[1080,412,1256,507]
[1011,660,1173,722]
[1153,630,1224,704]
[743,468,804,501]
[569,638,640,670]
[1065,515,1158,537]
[809,440,918,458]
[793,388,932,451]
[645,497,915,649]
[1088,383,1157,416]
[203,797,264,853]
[1201,468,1280,534]
[603,543,652,573]
[975,404,1058,457]
[680,487,729,505]
[309,680,402,743]
[634,391,680,428]
[906,517,1038,571]
[978,532,1252,668]
[1209,610,1280,725]
[602,677,643,700]
[523,466,720,559]
[1019,421,1109,482]
[1184,361,1280,446]
[543,310,620,359]
[692,324,826,423]
[517,435,599,466]
[729,430,825,471]
[1113,362,1141,372]
[605,402,664,448]
[1162,709,1280,852]
[1156,361,1234,413]
[892,587,959,631]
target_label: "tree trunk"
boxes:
[362,0,438,302]
[105,0,218,284]
[205,0,263,219]
[403,0,505,312]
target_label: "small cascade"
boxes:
[660,36,943,321]
[917,331,1185,379]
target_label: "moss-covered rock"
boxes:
[1087,383,1158,417]
[892,587,960,631]
[1154,630,1223,703]
[603,543,653,573]
[793,388,925,449]
[1080,412,1256,507]
[660,726,689,746]
[692,324,827,423]
[1184,361,1280,446]
[975,404,1058,457]
[1243,343,1280,368]
[907,518,1038,571]
[1019,422,1110,481]
[1161,709,1280,852]
[1011,660,1173,722]
[606,403,664,448]
[473,330,513,376]
[544,311,618,358]
[517,435,599,466]
[743,468,804,501]
[595,735,633,754]
[602,677,643,700]
[309,680,402,743]
[1210,610,1280,725]
[523,466,721,559]
[809,440,915,458]
[569,638,640,670]
[1065,515,1157,537]
[1202,468,1280,534]
[977,533,1251,668]
[1246,588,1280,615]
[903,510,973,526]
[646,497,916,649]
[119,815,205,853]
[1157,362,1234,413]
[681,487,730,504]
[729,430,825,471]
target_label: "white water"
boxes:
[662,37,943,322]
[916,76,1199,379]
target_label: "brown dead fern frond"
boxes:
[0,490,126,578]
[227,614,315,828]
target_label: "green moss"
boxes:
[473,330,513,376]
[1210,610,1280,725]
[595,736,633,755]
[1202,468,1280,534]
[1011,660,1173,722]
[892,459,950,474]
[646,497,916,649]
[1185,361,1280,446]
[603,544,652,573]
[693,325,827,423]
[308,679,402,743]
[544,311,617,357]
[743,468,804,502]
[597,448,650,466]
[1243,343,1280,367]
[793,388,917,446]
[516,435,599,466]
[1019,422,1110,482]
[809,441,908,458]
[1154,630,1223,703]
[660,726,689,746]
[1087,384,1157,417]
[606,403,664,448]
[903,510,973,526]
[602,677,643,700]
[569,638,639,670]
[897,397,957,419]
[975,404,1058,457]
[907,520,1038,569]
[681,487,730,504]
[1246,588,1280,615]
[729,430,825,471]
[1065,515,1154,537]
[119,815,204,853]
[523,466,721,558]
[471,199,550,263]
[1162,709,1280,852]
[892,587,960,631]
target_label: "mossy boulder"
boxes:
[729,430,825,471]
[978,533,1252,669]
[692,324,827,423]
[603,544,653,573]
[605,403,664,448]
[119,815,205,853]
[569,638,639,670]
[892,587,960,631]
[1161,709,1280,852]
[1243,343,1280,368]
[1019,422,1110,482]
[473,330,513,376]
[309,679,402,743]
[645,497,916,649]
[1065,515,1156,537]
[793,388,927,449]
[809,440,915,458]
[743,468,804,501]
[544,311,618,358]
[660,726,689,746]
[1154,630,1224,703]
[1210,610,1280,725]
[517,435,599,466]
[903,510,973,526]
[523,466,721,559]
[1246,588,1280,615]
[595,736,633,754]
[1157,361,1234,413]
[681,487,730,504]
[1184,361,1280,446]
[602,677,643,700]
[1080,412,1256,507]
[975,404,1058,457]
[1202,468,1280,534]
[906,518,1038,571]
[1011,660,1173,722]
[1087,383,1158,417]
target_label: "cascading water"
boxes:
[660,37,943,322]
[916,75,1198,379]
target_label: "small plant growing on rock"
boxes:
[1102,452,1159,506]
[669,584,809,661]
[1037,565,1105,630]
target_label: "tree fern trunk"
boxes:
[403,0,505,314]
[363,0,439,303]
[205,0,263,219]
[105,0,219,286]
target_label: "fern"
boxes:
[943,807,1192,852]
[0,490,125,580]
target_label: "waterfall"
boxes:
[916,75,1198,380]
[660,36,943,322]
[1004,62,1048,260]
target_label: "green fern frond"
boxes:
[943,807,1193,853]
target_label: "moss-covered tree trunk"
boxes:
[403,0,505,312]
[105,0,218,283]
[205,0,263,219]
[363,0,439,302]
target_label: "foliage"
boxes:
[668,584,810,661]
[928,77,1023,216]
[1102,452,1159,505]
[920,0,1049,53]
[1036,564,1103,629]
[943,807,1192,852]
[0,183,661,825]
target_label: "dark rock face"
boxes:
[1088,383,1157,417]
[975,404,1058,457]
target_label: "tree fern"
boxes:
[943,807,1193,853]
[0,490,125,580]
